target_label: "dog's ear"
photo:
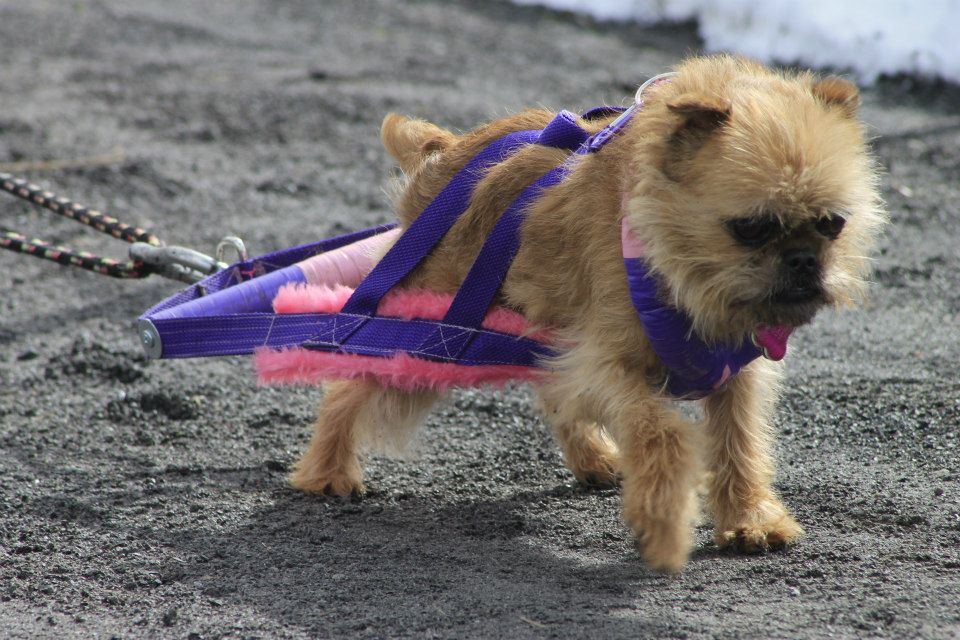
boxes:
[811,77,861,117]
[666,93,732,133]
[663,93,732,179]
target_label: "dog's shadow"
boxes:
[159,481,716,637]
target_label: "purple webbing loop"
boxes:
[538,110,591,150]
[139,224,397,359]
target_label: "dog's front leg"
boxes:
[609,382,703,573]
[702,360,802,552]
[546,354,701,572]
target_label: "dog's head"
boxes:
[624,56,886,344]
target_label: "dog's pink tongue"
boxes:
[755,325,793,361]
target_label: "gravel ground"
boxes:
[0,1,958,638]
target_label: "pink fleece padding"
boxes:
[256,349,545,392]
[713,365,732,388]
[271,283,551,341]
[297,228,401,288]
[260,265,555,390]
[621,217,646,259]
[273,283,354,314]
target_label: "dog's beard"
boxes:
[760,270,829,326]
[715,274,830,336]
[699,251,838,333]
[754,295,825,327]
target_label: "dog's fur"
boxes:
[288,56,886,572]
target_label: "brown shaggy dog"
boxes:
[289,55,885,572]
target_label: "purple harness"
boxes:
[139,80,789,399]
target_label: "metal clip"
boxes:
[129,242,226,284]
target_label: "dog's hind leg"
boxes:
[289,380,439,497]
[535,385,620,489]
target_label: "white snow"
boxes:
[512,0,960,84]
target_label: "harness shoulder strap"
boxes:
[433,166,566,330]
[429,108,628,350]
[323,112,591,352]
[340,130,539,317]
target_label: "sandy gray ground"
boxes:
[0,1,958,638]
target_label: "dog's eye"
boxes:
[815,213,846,239]
[727,217,780,247]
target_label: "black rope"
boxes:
[0,172,161,278]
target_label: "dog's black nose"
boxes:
[783,248,818,276]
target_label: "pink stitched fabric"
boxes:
[296,228,401,288]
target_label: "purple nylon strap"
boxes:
[440,166,567,328]
[139,225,396,359]
[341,110,589,318]
[341,130,540,317]
[415,166,568,361]
[140,110,594,367]
[434,113,592,335]
[304,315,554,365]
[145,308,553,363]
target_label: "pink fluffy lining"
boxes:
[272,282,550,341]
[256,349,545,392]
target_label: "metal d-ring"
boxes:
[634,71,679,105]
[216,236,248,265]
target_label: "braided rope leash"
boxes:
[1,172,160,278]
[1,172,230,282]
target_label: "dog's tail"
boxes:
[380,113,456,175]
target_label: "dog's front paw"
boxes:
[289,467,366,498]
[631,518,694,574]
[623,490,696,573]
[714,502,802,553]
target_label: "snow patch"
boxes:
[512,0,960,84]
